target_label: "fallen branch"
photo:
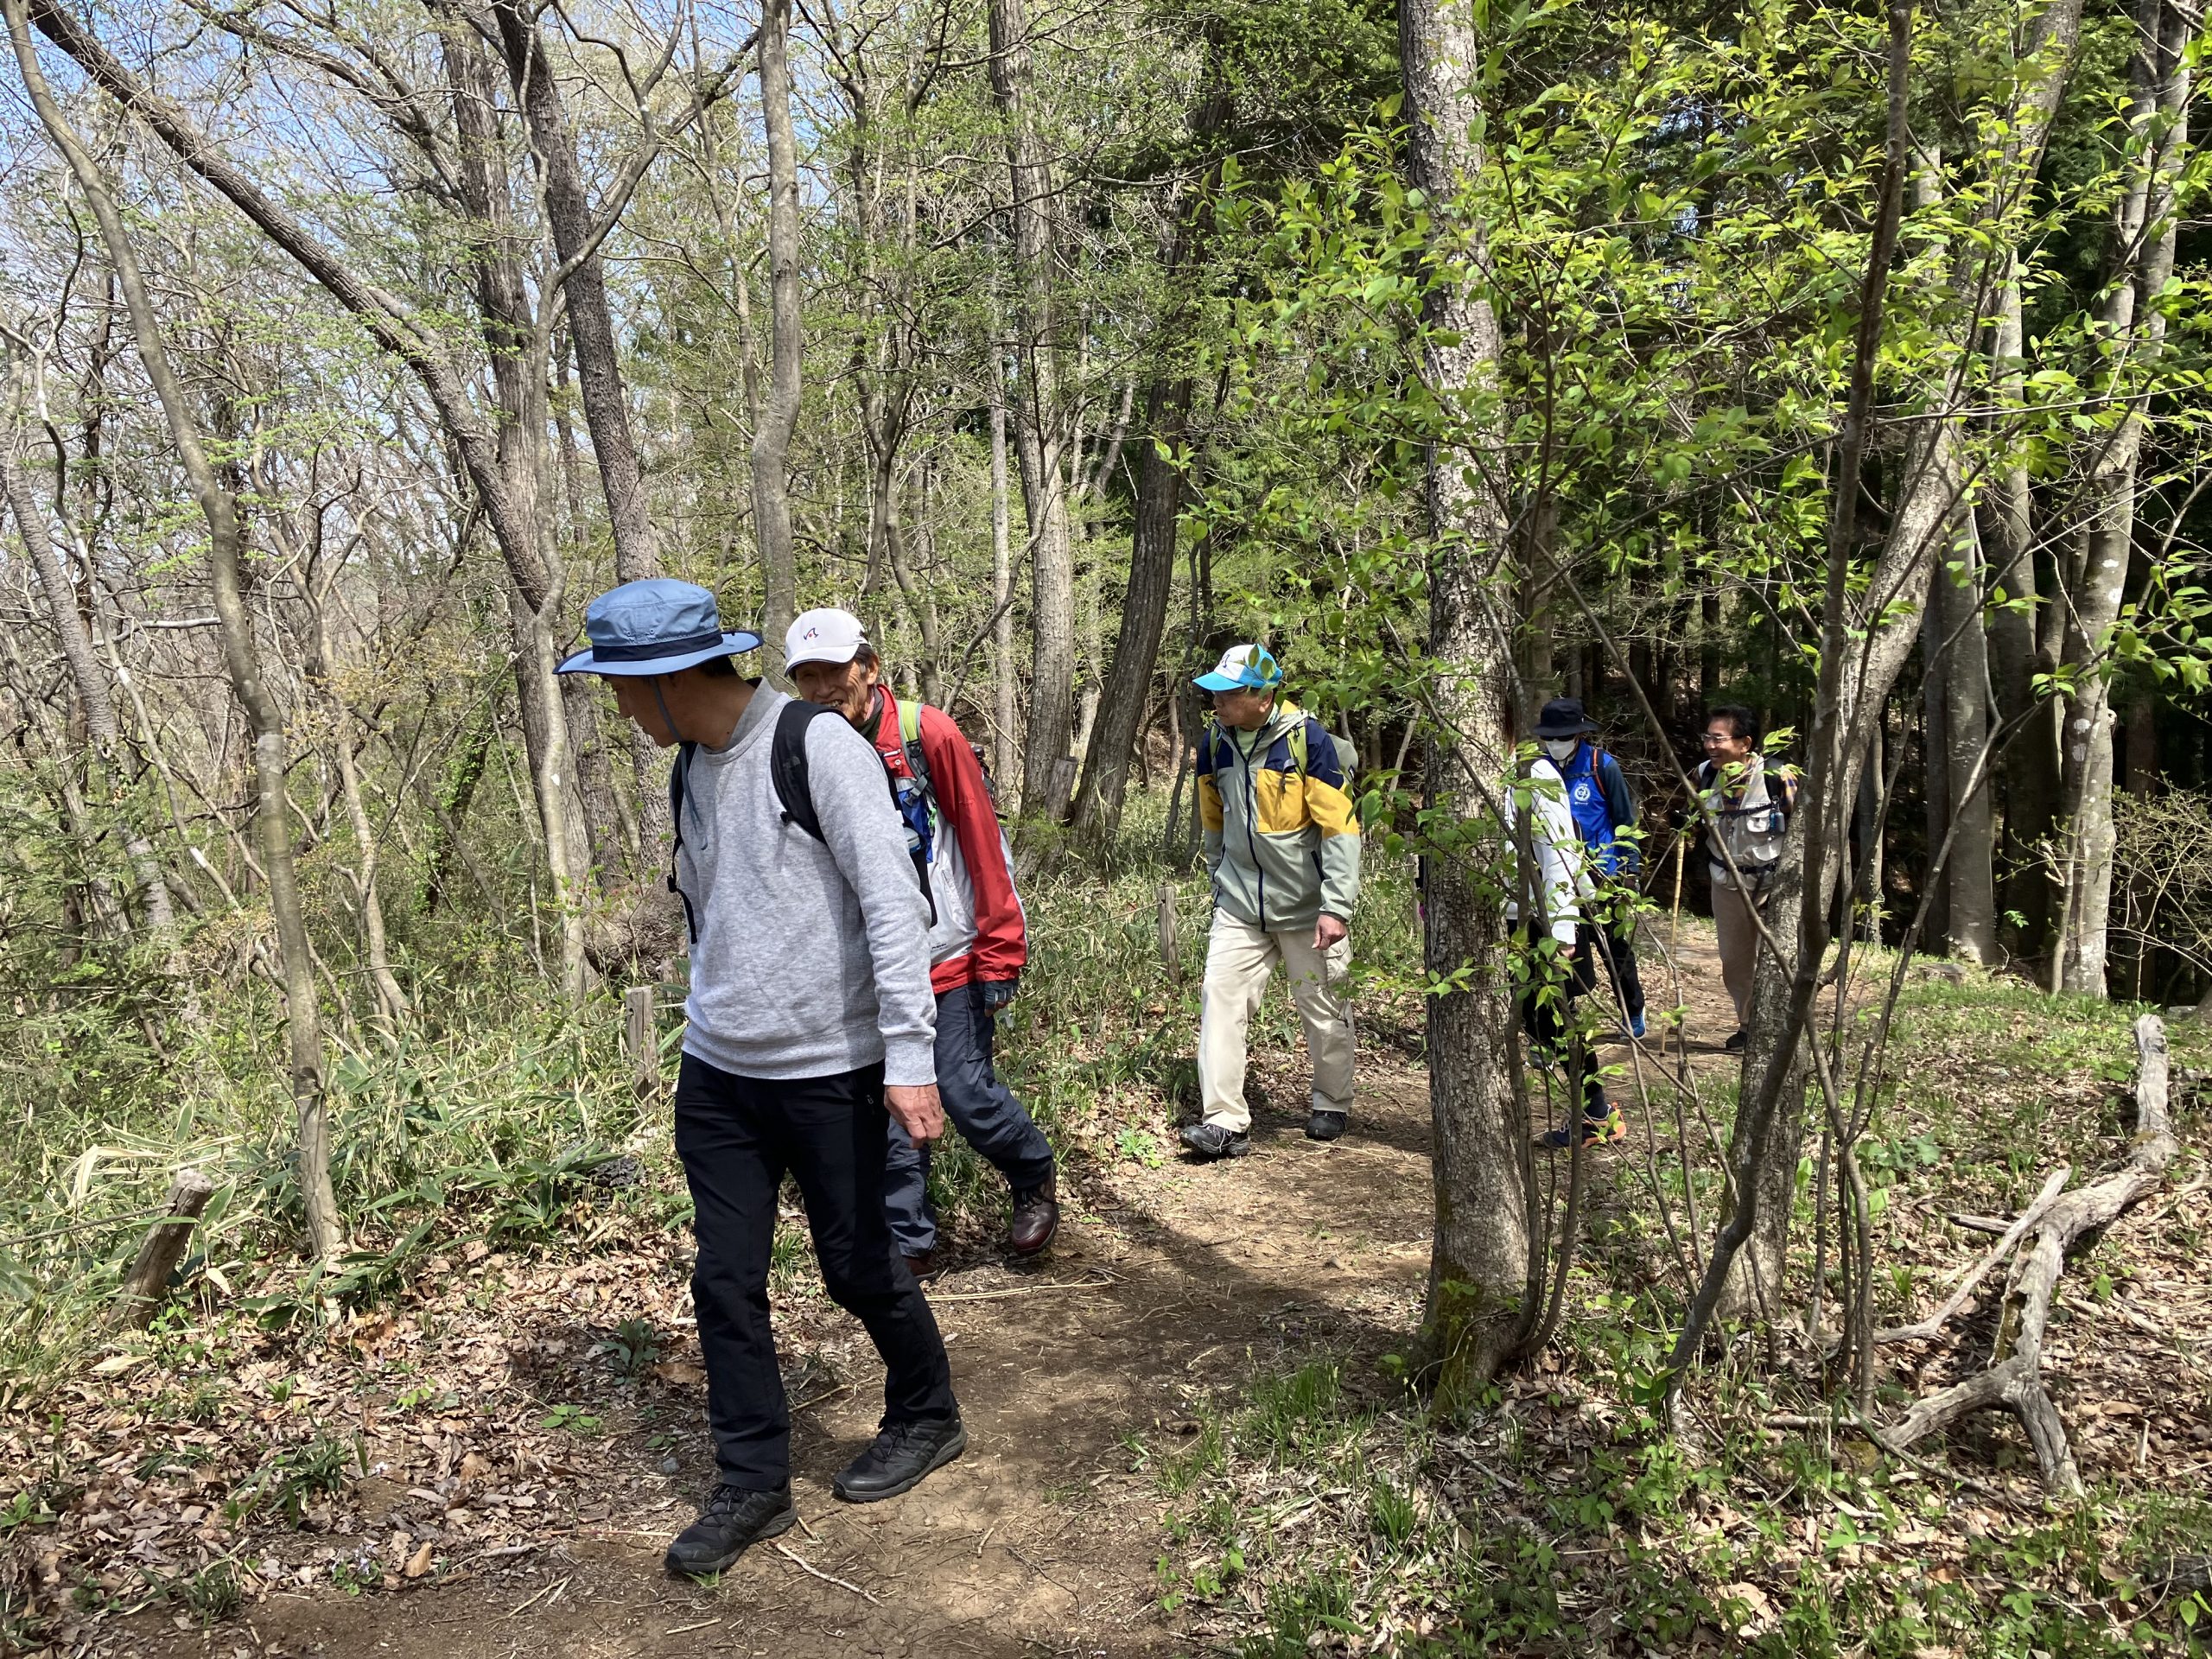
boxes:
[1947,1212,2017,1236]
[1877,1166,2070,1345]
[772,1539,880,1603]
[1880,1016,2180,1498]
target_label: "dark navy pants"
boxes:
[675,1054,957,1489]
[883,981,1057,1255]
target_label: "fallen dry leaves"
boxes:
[0,1199,860,1655]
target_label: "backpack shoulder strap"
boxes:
[1199,720,1229,775]
[772,698,832,842]
[669,739,699,832]
[667,740,702,941]
[897,695,934,803]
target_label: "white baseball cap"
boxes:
[785,607,869,671]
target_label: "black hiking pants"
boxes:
[675,1053,957,1490]
[1517,921,1610,1123]
[1578,912,1646,1027]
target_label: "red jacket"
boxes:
[868,687,1027,994]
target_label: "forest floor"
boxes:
[10,923,2211,1657]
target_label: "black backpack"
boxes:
[667,699,933,944]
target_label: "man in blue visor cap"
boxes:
[557,578,965,1577]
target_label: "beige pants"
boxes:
[1712,874,1762,1028]
[1197,913,1354,1133]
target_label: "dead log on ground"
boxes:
[1877,1166,2070,1345]
[1880,1015,2180,1498]
[118,1168,215,1327]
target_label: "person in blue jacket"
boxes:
[1531,698,1647,1039]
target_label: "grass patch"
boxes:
[1144,976,2212,1657]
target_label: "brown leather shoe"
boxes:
[903,1249,938,1282]
[1007,1174,1058,1256]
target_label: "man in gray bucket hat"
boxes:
[557,578,966,1577]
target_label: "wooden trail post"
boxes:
[624,985,660,1098]
[118,1168,215,1327]
[1156,881,1181,982]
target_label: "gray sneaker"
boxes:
[1179,1122,1252,1160]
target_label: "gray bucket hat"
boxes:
[556,579,761,677]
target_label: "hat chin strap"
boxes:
[651,678,685,747]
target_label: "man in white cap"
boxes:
[557,579,966,1580]
[1183,643,1363,1160]
[783,608,1058,1273]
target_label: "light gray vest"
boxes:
[1700,756,1790,891]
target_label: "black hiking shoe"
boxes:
[664,1483,795,1579]
[1305,1109,1347,1142]
[1179,1122,1251,1160]
[833,1415,967,1503]
[1724,1029,1747,1053]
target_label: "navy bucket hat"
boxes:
[556,579,762,677]
[1534,696,1598,738]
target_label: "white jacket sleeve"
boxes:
[1530,760,1586,945]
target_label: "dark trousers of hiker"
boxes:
[1518,922,1609,1123]
[883,981,1056,1256]
[1577,884,1645,1025]
[675,1053,957,1490]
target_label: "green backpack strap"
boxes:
[896,695,941,834]
[1284,717,1357,784]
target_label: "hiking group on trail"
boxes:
[559,575,1795,1580]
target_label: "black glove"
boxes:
[981,976,1019,1014]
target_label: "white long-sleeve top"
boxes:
[1503,757,1592,944]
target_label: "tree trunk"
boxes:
[1071,374,1190,835]
[988,0,1076,820]
[2056,0,2195,997]
[1942,516,1998,963]
[493,2,671,860]
[1983,270,2063,954]
[989,352,1019,782]
[1071,65,1224,836]
[423,695,496,913]
[1711,0,2084,1316]
[304,588,408,1028]
[0,440,175,930]
[8,0,343,1257]
[878,457,944,704]
[442,18,590,999]
[1702,0,1919,1330]
[493,3,657,582]
[1400,0,1532,1400]
[751,0,803,664]
[1922,601,1951,948]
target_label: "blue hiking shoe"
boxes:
[1536,1108,1627,1151]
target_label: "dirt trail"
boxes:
[117,928,1742,1659]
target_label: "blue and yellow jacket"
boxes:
[1197,699,1362,931]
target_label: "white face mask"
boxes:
[1541,737,1580,764]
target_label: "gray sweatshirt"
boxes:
[677,688,938,1085]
